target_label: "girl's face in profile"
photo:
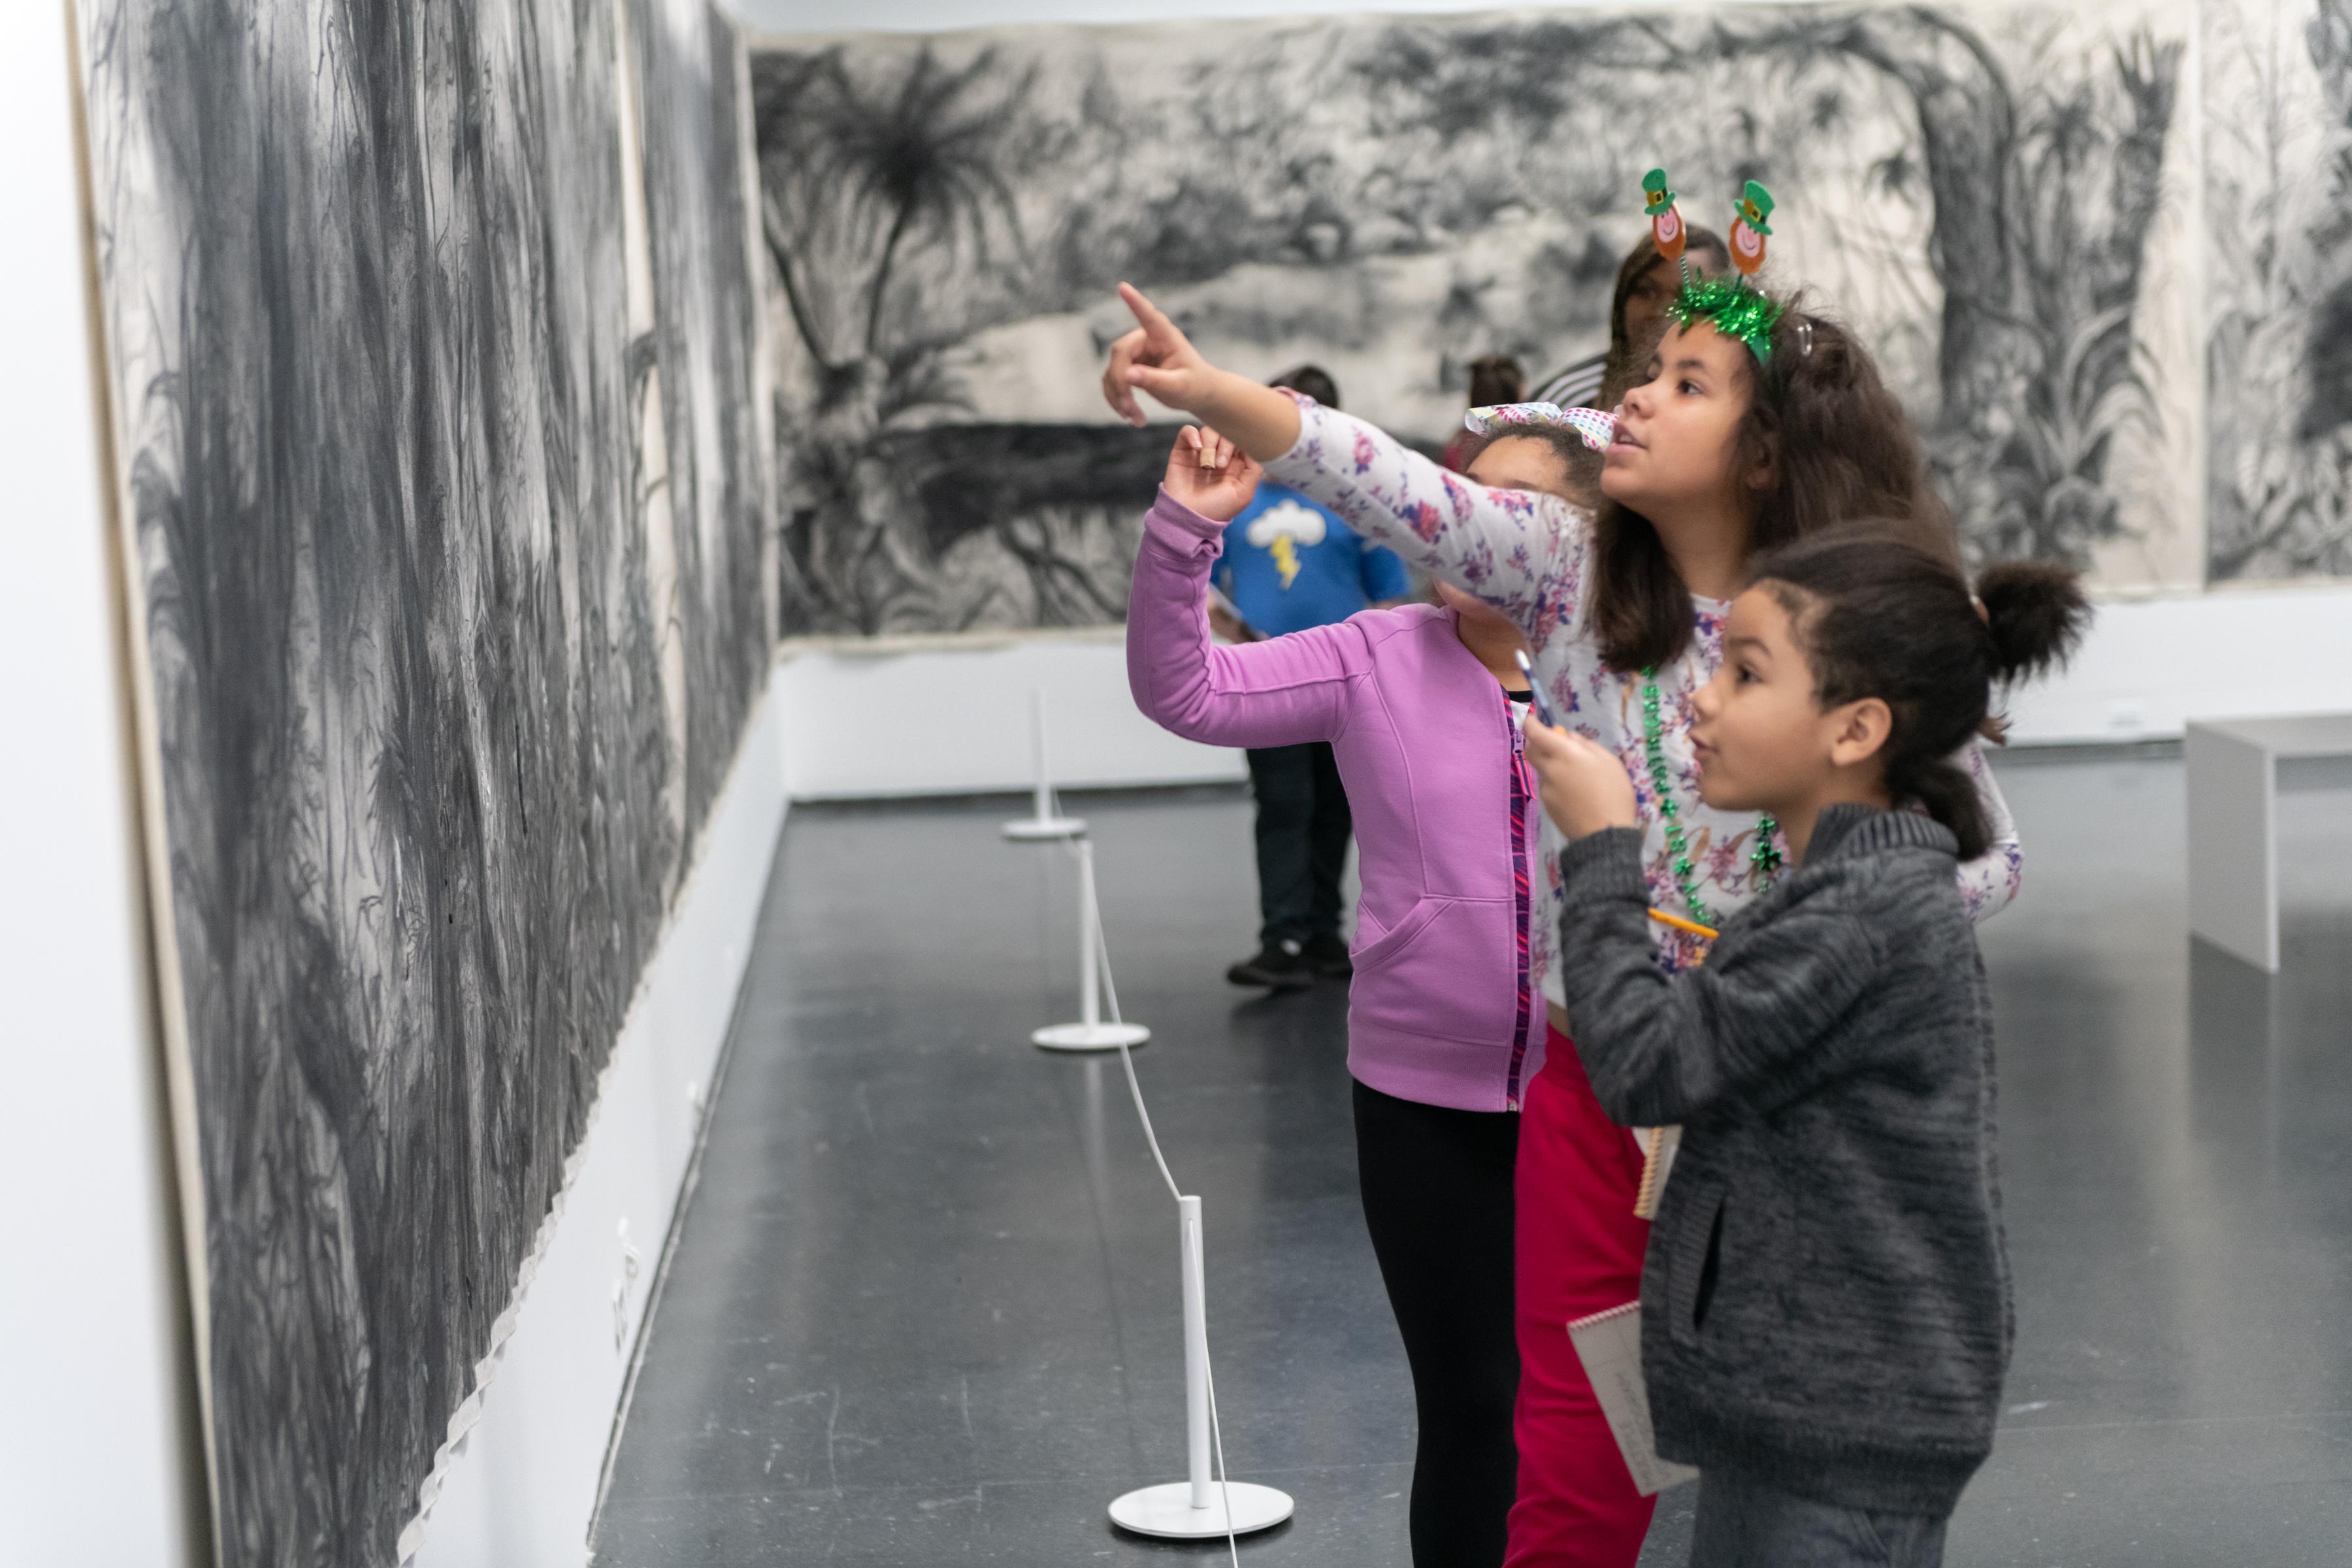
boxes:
[1599,323,1754,519]
[1689,585,1826,814]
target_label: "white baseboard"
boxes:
[404,676,790,1568]
[776,583,2352,800]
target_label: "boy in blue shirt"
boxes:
[1211,367,1411,988]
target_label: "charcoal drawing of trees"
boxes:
[2206,0,2352,579]
[756,46,1070,632]
[754,5,2195,635]
[1354,5,2183,570]
[1791,12,2180,568]
[77,0,698,1560]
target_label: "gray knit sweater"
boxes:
[1556,803,2013,1516]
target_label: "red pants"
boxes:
[1504,1028,1656,1567]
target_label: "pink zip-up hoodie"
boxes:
[1128,488,1545,1113]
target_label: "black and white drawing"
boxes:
[75,1,770,1562]
[2204,0,2352,580]
[753,0,2199,636]
[629,0,779,798]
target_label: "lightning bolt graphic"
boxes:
[1271,534,1301,589]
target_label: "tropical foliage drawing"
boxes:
[754,0,2206,637]
[2205,0,2352,580]
[74,0,772,1561]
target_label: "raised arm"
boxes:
[1102,284,1588,634]
[1127,428,1358,749]
[1955,741,2023,923]
[1127,490,1358,749]
[1267,397,1587,632]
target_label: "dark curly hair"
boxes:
[1589,292,1953,674]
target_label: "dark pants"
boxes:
[1354,1080,1521,1568]
[1245,742,1351,946]
[1690,1469,1948,1568]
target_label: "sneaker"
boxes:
[1226,939,1315,989]
[1303,933,1353,979]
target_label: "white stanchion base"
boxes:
[1032,1021,1151,1053]
[1002,816,1086,840]
[1109,1480,1294,1539]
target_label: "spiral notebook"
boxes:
[1633,1124,1682,1219]
[1565,1301,1699,1497]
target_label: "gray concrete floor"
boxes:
[593,751,2352,1566]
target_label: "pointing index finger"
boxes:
[1119,281,1176,342]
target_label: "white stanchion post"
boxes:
[1108,1196,1294,1539]
[1002,687,1085,840]
[1181,1195,1213,1511]
[1032,838,1149,1052]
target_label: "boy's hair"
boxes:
[1590,293,1949,673]
[1750,529,2089,860]
[1466,353,1526,406]
[1273,364,1339,411]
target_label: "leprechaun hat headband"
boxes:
[1644,167,1786,364]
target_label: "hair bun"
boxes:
[1975,560,2089,683]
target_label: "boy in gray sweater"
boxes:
[1522,532,2086,1565]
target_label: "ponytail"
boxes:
[1887,754,1993,862]
[1752,529,2089,861]
[1978,561,2089,684]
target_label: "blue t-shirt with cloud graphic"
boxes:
[1216,483,1411,638]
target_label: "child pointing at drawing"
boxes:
[1522,530,2086,1566]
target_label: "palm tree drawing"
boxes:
[754,44,1029,402]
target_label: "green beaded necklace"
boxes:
[1639,668,1783,928]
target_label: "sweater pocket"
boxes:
[1349,896,1516,1042]
[1667,1182,1727,1348]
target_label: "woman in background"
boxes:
[1533,224,1733,414]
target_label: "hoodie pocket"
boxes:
[1349,896,1516,1041]
[1669,1184,1727,1346]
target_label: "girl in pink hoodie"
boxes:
[1107,279,2022,1568]
[1134,420,1590,1568]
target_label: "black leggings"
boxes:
[1353,1079,1521,1568]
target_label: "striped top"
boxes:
[1532,350,1609,412]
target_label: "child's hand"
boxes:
[1103,284,1220,426]
[1163,426,1261,522]
[1521,710,1639,839]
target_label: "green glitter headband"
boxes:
[1661,276,1788,365]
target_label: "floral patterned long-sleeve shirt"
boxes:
[1264,395,2024,1001]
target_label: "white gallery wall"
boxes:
[0,7,206,1566]
[776,581,2352,799]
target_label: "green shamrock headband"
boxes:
[1662,277,1788,365]
[1642,169,1786,364]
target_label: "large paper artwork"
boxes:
[752,0,2201,636]
[75,1,770,1563]
[628,0,781,796]
[2203,0,2352,580]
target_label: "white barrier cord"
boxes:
[1064,832,1245,1567]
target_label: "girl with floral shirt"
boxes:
[1101,281,2021,1568]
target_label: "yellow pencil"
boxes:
[1646,907,1718,941]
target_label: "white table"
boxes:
[2185,714,2352,971]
